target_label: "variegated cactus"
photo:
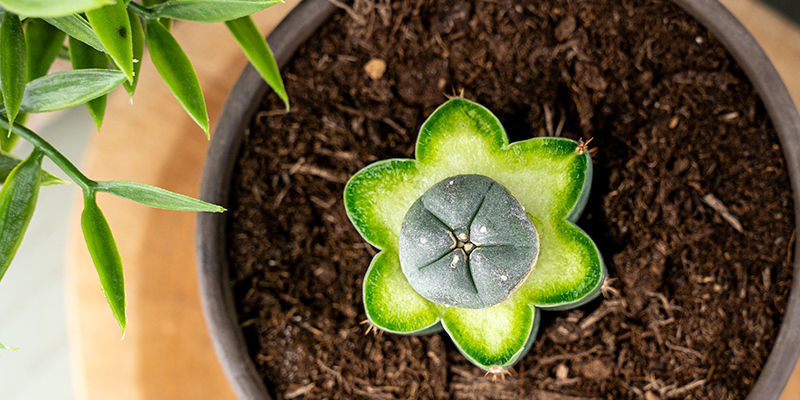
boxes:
[344,98,606,372]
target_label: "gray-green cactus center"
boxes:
[399,175,539,309]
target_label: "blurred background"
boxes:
[0,0,799,399]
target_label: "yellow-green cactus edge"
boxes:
[344,98,606,371]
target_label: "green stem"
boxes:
[127,2,156,20]
[0,116,96,191]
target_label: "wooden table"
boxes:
[66,1,800,398]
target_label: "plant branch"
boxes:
[127,2,156,20]
[0,117,96,191]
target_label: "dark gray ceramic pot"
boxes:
[197,0,800,398]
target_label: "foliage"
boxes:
[344,98,606,371]
[0,0,288,337]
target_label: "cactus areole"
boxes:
[344,98,606,371]
[399,174,539,309]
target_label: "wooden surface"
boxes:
[66,0,800,398]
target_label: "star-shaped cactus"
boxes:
[344,98,606,371]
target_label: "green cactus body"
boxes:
[400,174,539,309]
[344,98,606,370]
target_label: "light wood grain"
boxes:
[67,0,800,398]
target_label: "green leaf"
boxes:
[225,16,288,110]
[148,0,281,23]
[69,37,108,130]
[0,149,43,282]
[81,191,126,334]
[44,15,105,53]
[86,0,133,82]
[25,19,66,81]
[145,20,208,134]
[0,152,66,186]
[0,12,27,129]
[20,69,126,113]
[95,180,225,212]
[0,0,112,18]
[123,10,144,97]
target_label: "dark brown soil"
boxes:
[225,1,795,399]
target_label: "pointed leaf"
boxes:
[0,149,43,282]
[123,10,144,96]
[95,180,225,212]
[44,15,105,52]
[20,69,125,113]
[0,152,66,186]
[81,192,126,334]
[69,37,108,130]
[25,19,66,80]
[145,20,208,134]
[0,0,112,18]
[0,12,27,128]
[226,16,288,110]
[86,0,133,82]
[149,0,281,23]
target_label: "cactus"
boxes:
[344,98,606,372]
[399,174,539,309]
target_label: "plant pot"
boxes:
[197,0,800,398]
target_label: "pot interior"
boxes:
[201,0,800,399]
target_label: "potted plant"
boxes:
[198,0,800,398]
[0,0,291,345]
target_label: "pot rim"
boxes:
[197,1,800,399]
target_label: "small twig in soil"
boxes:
[451,366,476,379]
[701,193,743,232]
[381,117,405,135]
[646,291,682,317]
[664,379,707,398]
[579,299,623,330]
[298,321,323,336]
[328,0,366,24]
[544,104,554,136]
[310,195,337,209]
[620,381,645,397]
[315,358,351,392]
[555,111,566,137]
[538,345,603,365]
[285,383,315,399]
[288,163,348,183]
[664,341,705,361]
[434,33,449,58]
